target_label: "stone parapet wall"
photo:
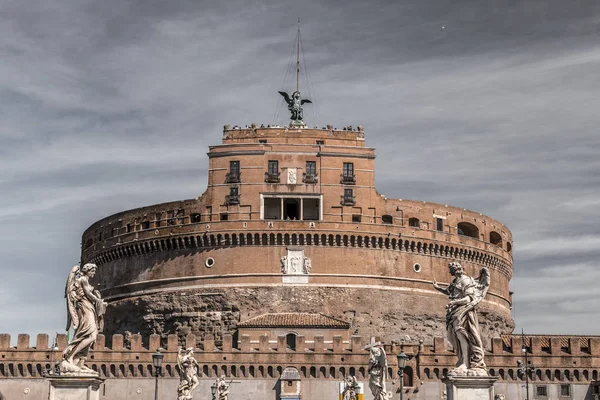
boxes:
[2,333,600,385]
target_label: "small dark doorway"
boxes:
[283,199,299,220]
[286,333,297,350]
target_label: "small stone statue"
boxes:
[215,375,230,400]
[433,262,491,377]
[342,375,360,400]
[177,347,200,400]
[61,264,107,375]
[278,90,312,123]
[366,342,392,400]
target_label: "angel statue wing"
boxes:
[278,91,292,106]
[301,99,312,105]
[472,267,491,307]
[177,347,184,371]
[64,265,80,331]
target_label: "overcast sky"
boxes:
[1,0,599,342]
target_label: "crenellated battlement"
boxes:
[2,333,600,384]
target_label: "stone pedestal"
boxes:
[443,375,497,400]
[49,376,104,400]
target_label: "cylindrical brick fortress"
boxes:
[81,126,514,345]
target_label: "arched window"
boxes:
[490,231,502,246]
[457,222,479,239]
[408,218,420,228]
[507,242,512,252]
[382,215,393,224]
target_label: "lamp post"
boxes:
[517,331,535,400]
[152,349,163,400]
[397,348,409,400]
[211,382,217,400]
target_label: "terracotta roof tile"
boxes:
[238,313,350,329]
[501,334,595,349]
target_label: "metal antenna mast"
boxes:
[296,18,300,92]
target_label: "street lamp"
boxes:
[152,349,164,400]
[211,383,218,400]
[517,331,535,400]
[397,348,410,400]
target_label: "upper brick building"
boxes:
[79,123,514,347]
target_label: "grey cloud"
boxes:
[1,0,599,339]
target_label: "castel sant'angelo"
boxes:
[81,108,514,349]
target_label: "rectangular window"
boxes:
[220,213,228,221]
[344,188,353,202]
[230,186,239,197]
[436,218,444,232]
[229,161,240,175]
[191,213,201,223]
[560,384,570,396]
[268,160,279,175]
[352,214,361,222]
[306,161,316,176]
[259,139,267,144]
[343,162,354,177]
[127,223,133,233]
[593,385,600,395]
[316,140,324,145]
[141,221,150,230]
[536,385,548,397]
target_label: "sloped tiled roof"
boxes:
[501,334,598,349]
[238,313,350,329]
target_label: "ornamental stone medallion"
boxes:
[281,246,311,283]
[287,168,297,185]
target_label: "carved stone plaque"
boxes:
[287,168,297,185]
[281,246,310,284]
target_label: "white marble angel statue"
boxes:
[216,375,230,400]
[177,347,200,400]
[433,261,491,376]
[367,343,392,400]
[342,375,360,400]
[61,263,107,375]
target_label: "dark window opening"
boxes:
[141,221,150,230]
[283,199,299,220]
[259,139,267,144]
[507,242,512,252]
[560,384,570,396]
[316,140,324,145]
[127,223,133,233]
[341,188,355,205]
[341,162,355,184]
[286,333,296,350]
[220,213,228,221]
[264,198,281,219]
[226,161,241,183]
[490,231,502,246]
[98,232,103,241]
[352,214,361,223]
[536,386,548,397]
[227,187,240,205]
[382,215,393,224]
[303,161,318,183]
[265,160,280,183]
[436,218,444,232]
[303,198,319,220]
[191,213,201,223]
[287,381,293,386]
[409,218,420,228]
[155,213,162,227]
[457,222,479,239]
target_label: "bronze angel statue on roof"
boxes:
[433,262,491,377]
[61,263,107,375]
[278,90,312,123]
